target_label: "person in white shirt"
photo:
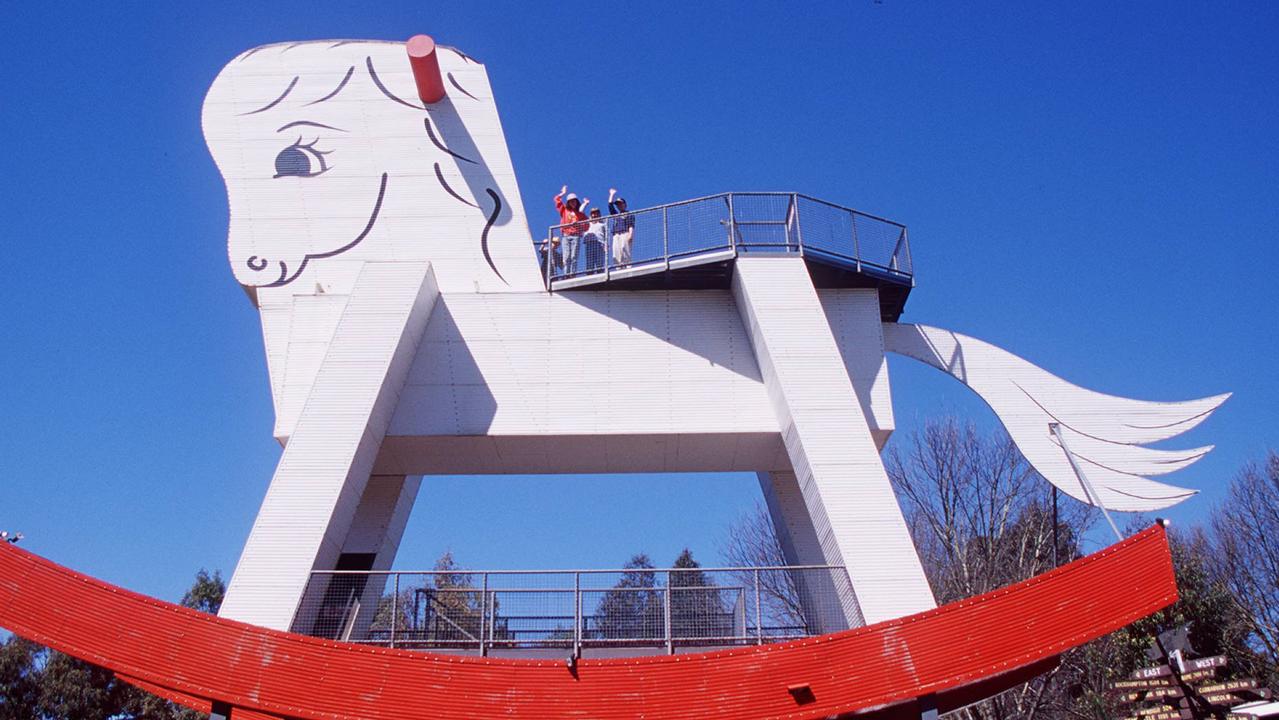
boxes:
[583,207,607,273]
[608,188,634,267]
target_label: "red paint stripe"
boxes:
[0,526,1176,719]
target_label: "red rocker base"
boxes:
[0,525,1177,719]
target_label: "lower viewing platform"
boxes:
[540,192,915,321]
[294,564,854,658]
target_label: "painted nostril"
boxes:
[247,256,268,272]
[406,34,446,104]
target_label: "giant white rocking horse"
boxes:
[198,36,1226,634]
[0,34,1226,720]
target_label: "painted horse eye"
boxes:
[274,138,332,178]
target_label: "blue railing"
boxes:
[539,192,912,288]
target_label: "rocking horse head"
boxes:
[202,37,544,303]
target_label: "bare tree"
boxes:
[1211,451,1279,684]
[721,418,1268,718]
[887,419,1095,603]
[887,418,1096,720]
[720,503,808,633]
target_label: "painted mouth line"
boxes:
[246,172,389,288]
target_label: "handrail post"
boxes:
[391,573,399,649]
[480,572,489,656]
[851,211,862,272]
[727,193,736,254]
[662,206,670,271]
[754,568,763,645]
[792,192,803,253]
[574,572,582,658]
[545,228,553,289]
[664,570,674,655]
[889,225,910,273]
[488,586,496,649]
[903,227,914,281]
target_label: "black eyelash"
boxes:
[293,136,333,175]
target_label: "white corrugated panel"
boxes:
[219,263,438,630]
[733,257,936,626]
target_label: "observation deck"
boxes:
[541,192,915,321]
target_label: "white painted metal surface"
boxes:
[883,323,1229,512]
[203,40,542,429]
[220,263,438,629]
[733,257,936,625]
[758,471,861,632]
[338,473,422,637]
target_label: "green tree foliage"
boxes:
[1059,525,1257,718]
[0,636,41,720]
[180,569,225,615]
[594,554,661,641]
[369,552,513,647]
[34,651,123,720]
[669,549,728,640]
[422,551,486,643]
[0,569,224,719]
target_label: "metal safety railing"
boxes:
[292,564,856,656]
[538,192,912,288]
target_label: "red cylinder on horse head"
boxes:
[406,34,446,104]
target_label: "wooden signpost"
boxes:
[1112,650,1272,720]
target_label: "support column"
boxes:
[733,256,935,626]
[293,474,422,639]
[758,470,856,633]
[219,263,438,630]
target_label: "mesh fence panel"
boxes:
[665,197,732,258]
[624,206,667,269]
[295,566,856,652]
[730,193,796,249]
[795,196,856,260]
[543,192,911,286]
[852,212,909,272]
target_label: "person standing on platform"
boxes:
[608,188,634,268]
[583,207,607,273]
[554,185,588,277]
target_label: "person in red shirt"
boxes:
[554,185,589,277]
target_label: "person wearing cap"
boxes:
[554,185,589,277]
[582,207,608,274]
[608,188,634,268]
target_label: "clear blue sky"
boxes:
[1,2,1275,603]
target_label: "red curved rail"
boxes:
[0,525,1176,719]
